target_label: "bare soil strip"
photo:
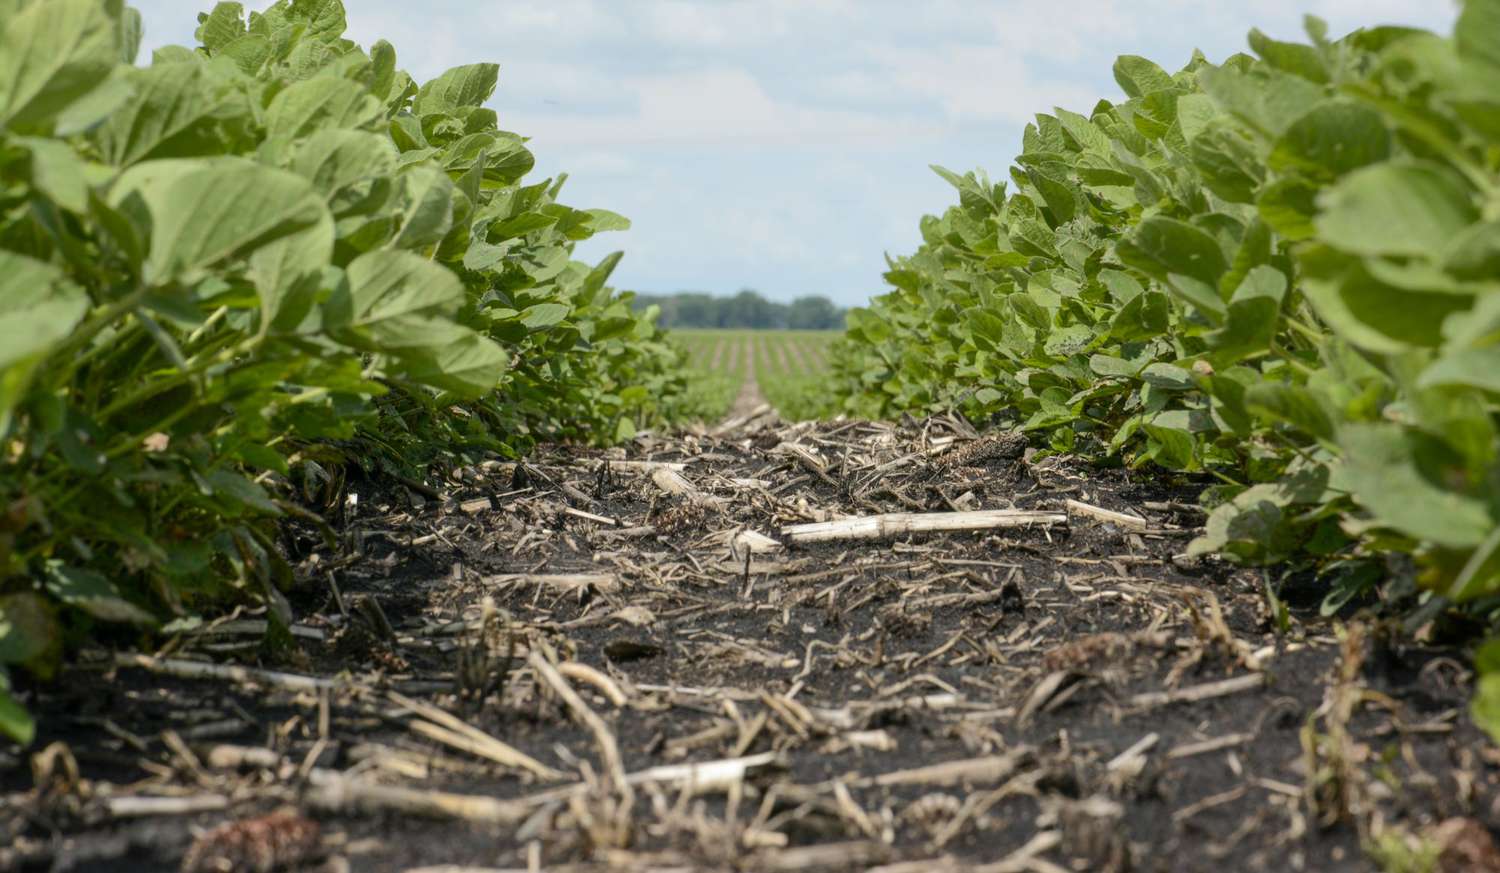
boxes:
[2,418,1492,873]
[721,335,740,375]
[782,338,809,374]
[725,334,765,421]
[707,335,728,370]
[803,337,829,369]
[771,334,795,376]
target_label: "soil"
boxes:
[725,336,766,421]
[2,412,1497,873]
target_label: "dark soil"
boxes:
[3,413,1496,873]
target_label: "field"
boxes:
[673,329,838,422]
[7,3,1500,872]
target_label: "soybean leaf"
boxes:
[111,158,327,284]
[0,253,88,429]
[1114,55,1176,98]
[1248,28,1329,83]
[1315,162,1479,258]
[328,250,464,349]
[394,326,507,398]
[290,129,399,200]
[93,62,229,167]
[1209,265,1285,362]
[1457,0,1500,71]
[43,562,156,626]
[1245,382,1335,442]
[1118,217,1228,288]
[0,0,123,131]
[387,166,454,251]
[520,303,570,330]
[1270,100,1390,180]
[1338,423,1495,548]
[265,75,383,142]
[0,675,33,745]
[414,63,498,116]
[194,2,246,51]
[1418,348,1500,394]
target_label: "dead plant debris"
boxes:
[1,414,1492,873]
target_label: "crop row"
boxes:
[674,330,835,421]
[0,0,693,742]
[828,7,1500,727]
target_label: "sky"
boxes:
[131,1,1460,308]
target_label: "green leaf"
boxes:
[1337,423,1495,548]
[1443,221,1500,280]
[1113,55,1176,98]
[1457,0,1500,71]
[1257,177,1319,241]
[0,252,88,430]
[0,675,34,746]
[0,0,123,130]
[395,328,507,398]
[1451,526,1500,600]
[1301,252,1469,351]
[1473,671,1500,746]
[266,75,383,142]
[53,66,134,136]
[414,63,498,116]
[388,167,455,251]
[248,208,335,333]
[585,209,631,233]
[329,250,465,350]
[520,303,570,330]
[0,593,60,669]
[1248,28,1329,83]
[1141,362,1194,390]
[1270,100,1390,180]
[1109,290,1169,342]
[290,129,399,200]
[43,562,157,625]
[1315,162,1479,258]
[1143,423,1197,470]
[1197,63,1323,137]
[111,158,328,284]
[1117,216,1228,288]
[1245,382,1335,442]
[1208,265,1285,362]
[93,63,225,167]
[1418,347,1500,394]
[1191,124,1262,203]
[195,3,246,51]
[19,135,96,213]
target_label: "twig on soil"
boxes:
[527,650,631,798]
[562,506,620,527]
[484,573,619,595]
[389,691,566,781]
[1129,673,1265,708]
[866,749,1031,788]
[114,653,342,693]
[782,510,1066,543]
[104,794,230,818]
[1064,499,1148,531]
[557,661,628,707]
[651,468,726,508]
[306,769,533,825]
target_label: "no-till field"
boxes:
[3,413,1495,873]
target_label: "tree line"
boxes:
[632,290,846,330]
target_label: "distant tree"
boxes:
[786,296,841,330]
[631,290,846,330]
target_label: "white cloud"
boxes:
[511,68,946,148]
[127,0,1463,305]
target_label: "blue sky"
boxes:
[132,1,1459,307]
